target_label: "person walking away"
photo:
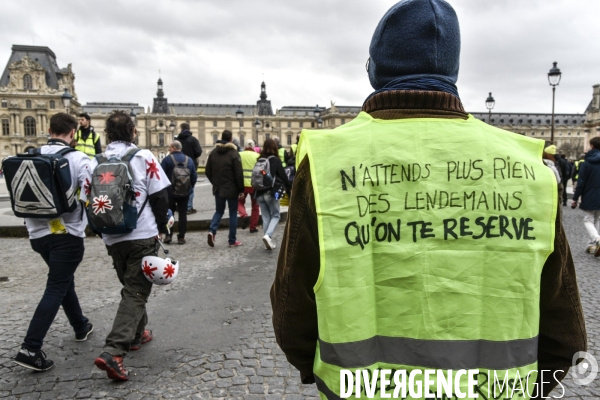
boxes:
[12,113,93,371]
[74,113,102,158]
[270,1,586,398]
[238,140,260,233]
[254,138,291,250]
[206,129,244,247]
[572,136,600,256]
[85,111,170,381]
[573,153,585,193]
[160,140,197,244]
[176,123,202,214]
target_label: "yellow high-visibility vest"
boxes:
[299,112,557,399]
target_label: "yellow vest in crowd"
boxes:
[297,112,557,399]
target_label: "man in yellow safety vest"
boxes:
[271,1,587,399]
[74,113,102,158]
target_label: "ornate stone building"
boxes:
[471,112,587,158]
[84,78,360,165]
[2,45,598,162]
[0,45,79,155]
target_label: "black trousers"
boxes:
[169,195,189,238]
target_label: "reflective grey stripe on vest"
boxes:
[319,335,538,370]
[314,374,342,400]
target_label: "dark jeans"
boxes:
[209,190,238,245]
[169,195,189,238]
[23,235,87,351]
[104,238,156,356]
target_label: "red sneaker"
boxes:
[229,241,243,247]
[130,329,153,351]
[94,352,129,381]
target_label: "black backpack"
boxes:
[170,154,191,197]
[2,147,78,218]
[86,148,147,235]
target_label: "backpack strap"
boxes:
[55,147,77,157]
[137,195,149,218]
[121,147,142,162]
[94,152,108,164]
[170,154,178,166]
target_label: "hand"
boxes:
[571,200,577,209]
[238,193,244,199]
[157,233,166,242]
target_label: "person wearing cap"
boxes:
[238,140,260,232]
[572,136,600,256]
[543,145,562,189]
[270,1,586,398]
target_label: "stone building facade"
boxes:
[0,45,79,156]
[1,45,598,162]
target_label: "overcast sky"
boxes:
[1,0,598,115]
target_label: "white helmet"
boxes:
[141,256,179,285]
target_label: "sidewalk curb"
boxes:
[0,212,288,238]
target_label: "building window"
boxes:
[26,100,32,109]
[24,116,36,136]
[540,132,545,136]
[213,134,218,144]
[500,119,504,123]
[568,131,571,136]
[299,121,303,128]
[158,132,165,146]
[531,132,535,136]
[1,99,6,108]
[213,121,217,127]
[577,132,580,136]
[265,133,271,141]
[311,121,315,128]
[2,119,9,136]
[341,118,346,125]
[23,74,33,90]
[287,121,291,128]
[527,119,532,124]
[509,119,513,123]
[491,119,495,123]
[287,134,292,145]
[49,100,55,109]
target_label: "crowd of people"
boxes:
[7,111,297,380]
[6,0,595,397]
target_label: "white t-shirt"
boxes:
[83,142,170,246]
[25,143,91,239]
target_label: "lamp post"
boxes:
[236,107,244,142]
[129,108,137,125]
[313,105,322,128]
[485,92,495,124]
[254,118,261,144]
[61,88,73,114]
[548,62,562,144]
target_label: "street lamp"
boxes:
[236,107,244,141]
[169,119,176,132]
[485,92,495,124]
[61,88,73,114]
[254,118,261,144]
[548,61,562,144]
[317,118,323,128]
[313,105,321,119]
[129,108,137,125]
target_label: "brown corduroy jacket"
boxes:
[270,90,587,397]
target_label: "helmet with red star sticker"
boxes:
[141,256,179,285]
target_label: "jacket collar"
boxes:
[215,142,238,150]
[362,90,468,120]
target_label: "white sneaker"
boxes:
[262,235,276,250]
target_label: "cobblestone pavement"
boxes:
[0,206,598,399]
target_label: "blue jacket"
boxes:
[573,149,600,210]
[160,151,198,196]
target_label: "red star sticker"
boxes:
[142,260,158,279]
[164,264,176,279]
[146,159,160,180]
[99,171,115,184]
[135,191,141,197]
[92,195,113,215]
[84,178,91,196]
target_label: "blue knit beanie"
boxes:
[368,0,461,90]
